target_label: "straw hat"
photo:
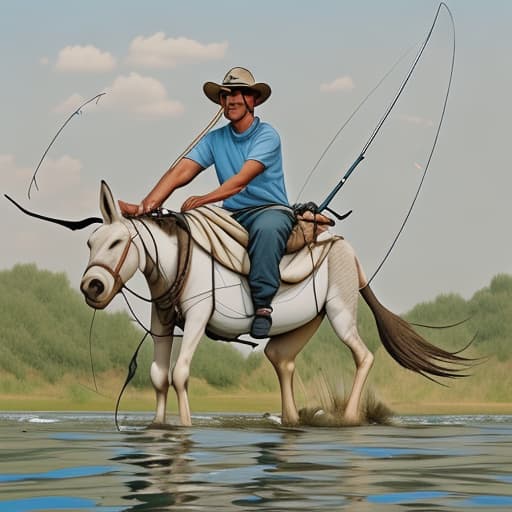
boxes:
[203,67,271,106]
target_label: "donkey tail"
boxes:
[359,284,473,381]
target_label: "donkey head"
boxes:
[80,181,142,309]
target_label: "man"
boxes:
[119,67,295,338]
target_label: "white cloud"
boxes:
[54,93,86,114]
[56,45,116,72]
[38,155,83,193]
[320,76,355,93]
[101,72,184,118]
[126,33,228,68]
[1,153,82,198]
[0,154,31,186]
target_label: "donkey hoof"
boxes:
[343,414,362,426]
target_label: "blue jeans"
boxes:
[233,207,295,309]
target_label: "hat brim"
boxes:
[203,82,271,106]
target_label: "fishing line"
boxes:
[28,93,106,199]
[368,2,455,284]
[295,42,417,203]
[317,2,454,215]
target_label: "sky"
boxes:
[1,0,510,317]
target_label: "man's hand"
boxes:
[181,195,205,212]
[118,200,140,215]
[180,160,265,212]
[118,159,204,216]
[118,199,158,216]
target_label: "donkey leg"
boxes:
[326,300,374,424]
[172,311,210,427]
[326,241,374,424]
[149,307,174,425]
[150,337,173,425]
[265,315,323,426]
[342,329,374,424]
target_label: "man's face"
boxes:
[220,89,256,122]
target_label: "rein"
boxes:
[113,215,192,430]
[116,215,194,329]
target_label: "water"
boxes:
[1,412,512,511]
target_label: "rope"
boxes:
[114,331,150,431]
[166,106,223,171]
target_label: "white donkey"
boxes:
[81,182,469,426]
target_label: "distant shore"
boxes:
[2,388,511,416]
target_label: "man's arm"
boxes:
[181,159,265,211]
[118,158,203,215]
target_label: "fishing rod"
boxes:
[27,93,106,200]
[317,2,453,217]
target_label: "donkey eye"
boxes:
[108,239,122,250]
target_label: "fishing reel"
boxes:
[292,201,320,216]
[292,201,352,223]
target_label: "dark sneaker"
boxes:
[250,309,273,339]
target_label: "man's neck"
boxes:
[231,112,255,133]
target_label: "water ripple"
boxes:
[0,465,119,483]
[1,413,511,511]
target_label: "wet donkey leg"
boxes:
[172,310,210,426]
[265,315,323,425]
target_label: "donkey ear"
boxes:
[99,180,121,224]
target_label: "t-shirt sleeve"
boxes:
[247,126,281,168]
[186,133,214,169]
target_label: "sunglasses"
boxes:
[219,88,256,99]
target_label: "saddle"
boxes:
[182,205,341,284]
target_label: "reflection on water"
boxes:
[0,413,512,511]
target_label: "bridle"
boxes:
[83,229,139,299]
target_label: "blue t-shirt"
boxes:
[186,117,289,210]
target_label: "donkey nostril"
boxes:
[89,279,105,296]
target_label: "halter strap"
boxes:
[83,233,136,292]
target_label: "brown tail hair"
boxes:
[360,284,473,381]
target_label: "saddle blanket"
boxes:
[183,205,341,284]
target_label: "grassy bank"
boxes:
[3,391,511,416]
[1,373,511,416]
[1,265,512,417]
